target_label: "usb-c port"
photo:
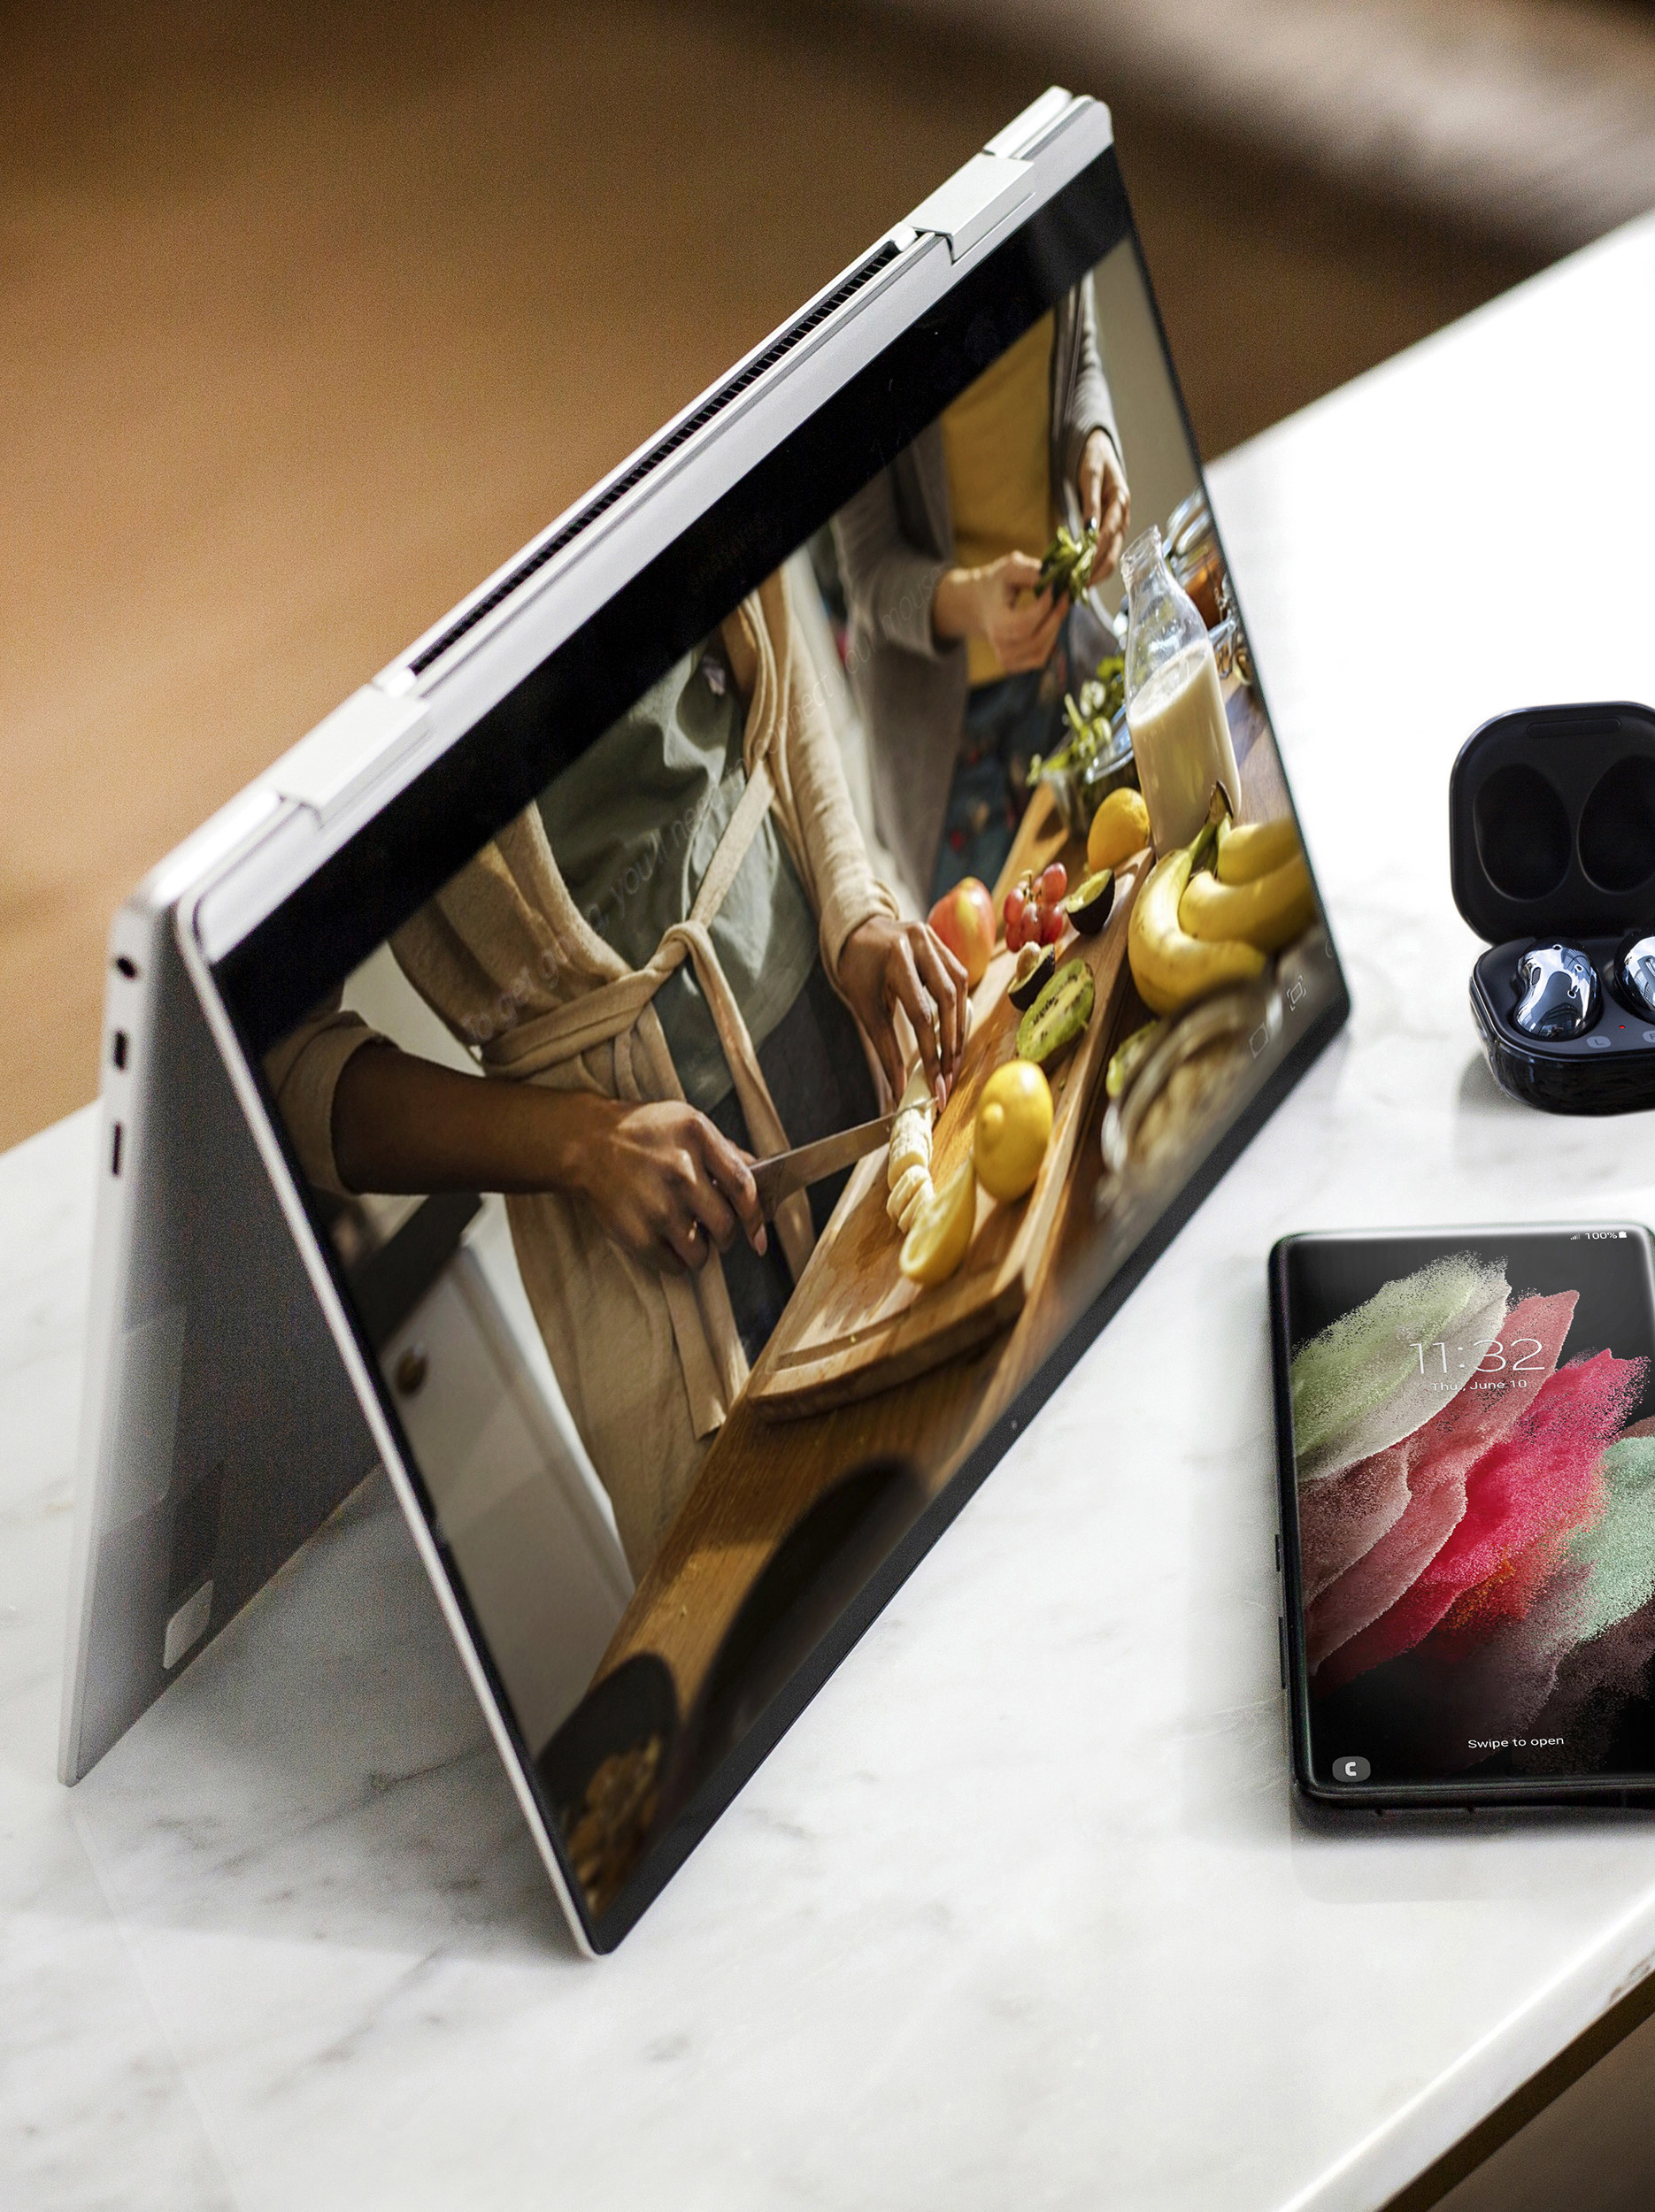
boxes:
[112,1030,128,1071]
[111,1123,123,1176]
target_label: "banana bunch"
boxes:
[1128,797,1313,1017]
[1036,520,1100,605]
[1181,848,1314,955]
[1213,815,1299,887]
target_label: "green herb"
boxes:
[1036,520,1101,605]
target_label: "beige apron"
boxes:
[480,728,820,1418]
[268,573,897,1571]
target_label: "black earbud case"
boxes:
[1450,701,1655,1114]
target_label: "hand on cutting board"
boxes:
[837,913,968,1111]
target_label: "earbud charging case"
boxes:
[1450,701,1655,1115]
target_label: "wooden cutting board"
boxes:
[749,854,1146,1418]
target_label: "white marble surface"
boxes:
[8,216,1655,2212]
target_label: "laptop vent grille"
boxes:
[406,237,904,680]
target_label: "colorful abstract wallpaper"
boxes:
[1288,1235,1655,1780]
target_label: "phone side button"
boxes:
[1278,1617,1288,1687]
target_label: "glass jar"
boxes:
[1121,525,1242,852]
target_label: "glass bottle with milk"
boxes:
[1121,526,1241,852]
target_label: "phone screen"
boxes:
[1278,1227,1655,1793]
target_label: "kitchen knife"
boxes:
[750,1114,895,1221]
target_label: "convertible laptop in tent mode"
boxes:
[61,88,1349,1951]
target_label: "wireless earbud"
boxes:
[1513,942,1599,1041]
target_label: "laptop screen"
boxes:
[222,145,1346,1944]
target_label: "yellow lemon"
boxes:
[973,1059,1053,1202]
[1088,786,1151,872]
[899,1158,977,1287]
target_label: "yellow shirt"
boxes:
[938,310,1054,687]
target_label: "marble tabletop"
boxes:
[8,213,1655,2212]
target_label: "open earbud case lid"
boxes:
[1449,702,1655,946]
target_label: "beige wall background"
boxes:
[0,1,1534,1149]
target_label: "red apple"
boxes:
[928,875,997,987]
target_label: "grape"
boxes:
[1005,910,1028,953]
[1040,863,1068,904]
[1004,886,1026,933]
[1039,903,1065,946]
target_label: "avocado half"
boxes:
[1007,943,1057,1010]
[1061,867,1115,935]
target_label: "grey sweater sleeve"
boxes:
[831,467,951,664]
[1060,277,1123,492]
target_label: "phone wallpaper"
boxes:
[1292,1240,1655,1784]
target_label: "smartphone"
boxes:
[1271,1225,1655,1812]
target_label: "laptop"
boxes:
[60,88,1349,1952]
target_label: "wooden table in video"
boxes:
[595,678,1282,1719]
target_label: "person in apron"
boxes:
[832,278,1130,907]
[268,572,966,1576]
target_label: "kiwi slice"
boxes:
[1007,942,1056,1010]
[1061,867,1115,935]
[1016,957,1096,1066]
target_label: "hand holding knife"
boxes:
[749,1114,895,1221]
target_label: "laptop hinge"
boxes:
[986,87,1074,160]
[265,683,432,824]
[908,150,1035,263]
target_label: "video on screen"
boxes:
[266,235,1339,1923]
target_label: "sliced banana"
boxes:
[897,1172,934,1232]
[897,1065,935,1117]
[887,1107,933,1186]
[887,1163,932,1229]
[888,1064,936,1187]
[884,1064,941,1230]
